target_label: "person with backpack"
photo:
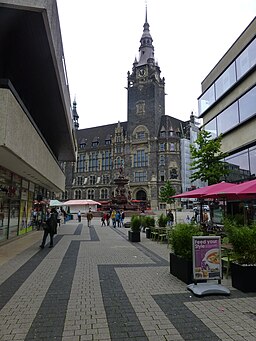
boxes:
[40,208,57,249]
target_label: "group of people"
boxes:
[100,209,125,227]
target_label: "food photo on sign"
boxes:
[192,236,221,280]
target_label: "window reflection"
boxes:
[198,84,215,115]
[217,102,239,134]
[215,62,236,100]
[239,86,256,122]
[204,118,217,139]
[236,39,256,80]
[225,150,251,182]
[198,37,256,115]
[249,146,256,179]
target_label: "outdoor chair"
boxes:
[221,243,236,279]
[158,228,167,243]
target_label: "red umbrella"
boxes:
[214,179,256,199]
[171,182,237,199]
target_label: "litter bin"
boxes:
[145,227,151,239]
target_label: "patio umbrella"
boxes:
[214,179,256,200]
[200,182,238,199]
[62,199,101,206]
[171,182,236,199]
[49,199,64,207]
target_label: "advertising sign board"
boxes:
[192,236,222,281]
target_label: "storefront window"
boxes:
[0,166,12,241]
[9,174,21,239]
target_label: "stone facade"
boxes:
[64,11,196,210]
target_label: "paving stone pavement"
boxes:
[0,218,256,341]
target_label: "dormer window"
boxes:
[160,131,166,138]
[79,138,87,149]
[105,139,111,145]
[92,137,99,147]
[92,141,99,147]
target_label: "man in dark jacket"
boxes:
[40,208,57,248]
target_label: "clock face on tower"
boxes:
[137,67,147,78]
[139,68,145,76]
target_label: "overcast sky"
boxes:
[56,0,256,129]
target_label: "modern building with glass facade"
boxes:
[0,1,76,242]
[198,17,256,182]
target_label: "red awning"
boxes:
[171,182,237,199]
[213,179,256,199]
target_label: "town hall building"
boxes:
[64,10,198,210]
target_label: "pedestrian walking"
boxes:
[111,209,116,227]
[115,211,121,227]
[40,208,57,249]
[77,210,81,222]
[57,208,62,227]
[106,212,110,226]
[167,209,174,227]
[86,208,93,227]
[121,210,125,226]
[101,212,106,226]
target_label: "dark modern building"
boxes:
[0,0,76,241]
[65,11,197,210]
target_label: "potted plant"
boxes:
[168,223,202,284]
[128,215,141,242]
[225,221,256,292]
[157,213,168,227]
[145,216,155,239]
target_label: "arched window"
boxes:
[75,190,81,199]
[100,188,108,199]
[88,189,95,199]
[136,190,147,201]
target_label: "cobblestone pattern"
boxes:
[0,219,256,341]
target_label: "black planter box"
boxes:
[170,253,193,284]
[145,228,151,239]
[128,230,141,242]
[231,262,256,293]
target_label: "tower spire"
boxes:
[138,4,154,66]
[72,97,79,130]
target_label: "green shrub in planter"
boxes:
[130,215,141,232]
[157,213,168,227]
[226,223,256,265]
[169,223,202,261]
[145,216,155,227]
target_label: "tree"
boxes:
[190,130,229,185]
[159,180,176,205]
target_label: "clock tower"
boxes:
[127,8,165,137]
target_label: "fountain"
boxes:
[110,166,130,209]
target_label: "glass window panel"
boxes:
[198,84,215,115]
[134,172,147,182]
[249,146,256,178]
[239,86,256,122]
[236,38,256,80]
[217,102,239,134]
[215,62,236,100]
[225,150,250,182]
[204,118,217,139]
